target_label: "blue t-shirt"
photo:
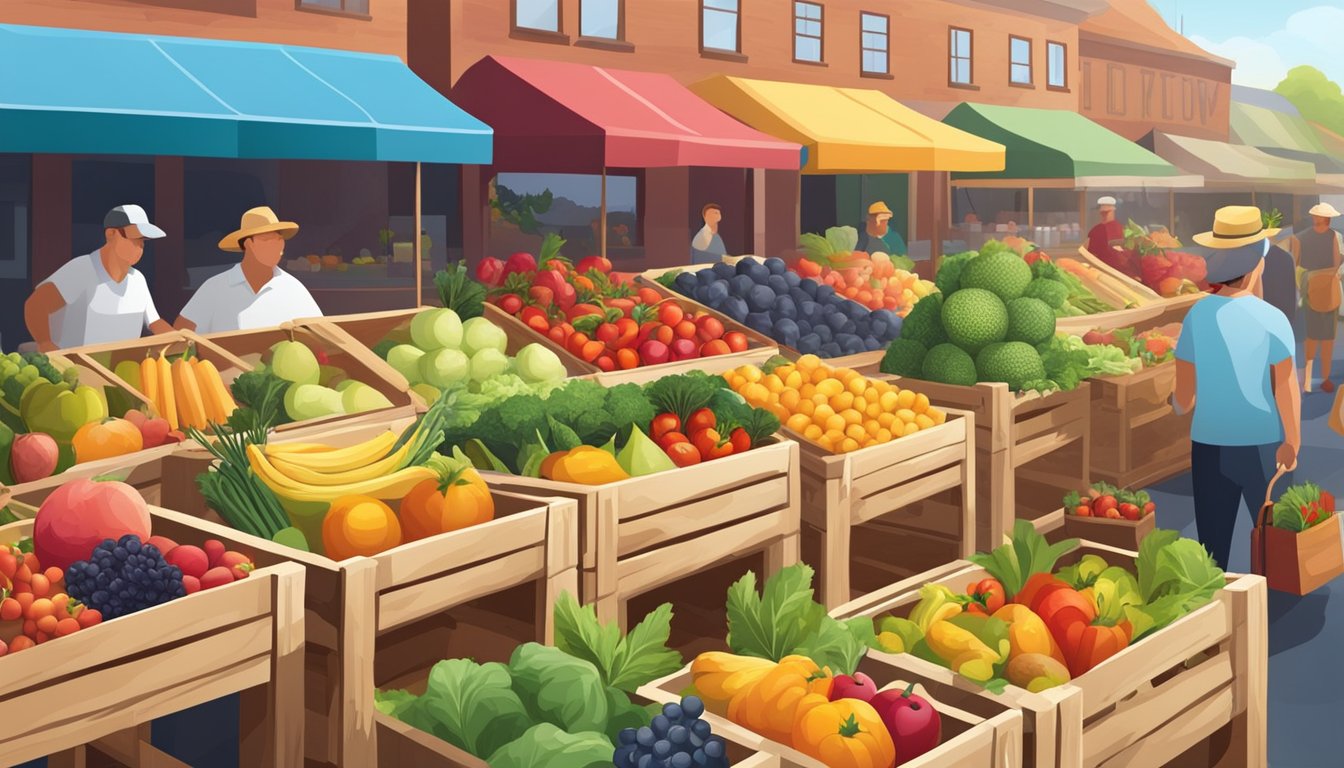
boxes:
[1175,294,1295,446]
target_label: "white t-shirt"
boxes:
[43,252,160,349]
[180,264,322,334]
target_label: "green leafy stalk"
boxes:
[969,520,1078,599]
[552,592,683,692]
[434,262,488,320]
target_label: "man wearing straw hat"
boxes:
[1174,206,1300,570]
[1296,203,1342,392]
[856,201,907,256]
[175,207,321,334]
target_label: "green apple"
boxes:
[461,317,508,357]
[270,341,320,385]
[340,381,394,414]
[469,348,510,383]
[386,344,426,385]
[284,383,344,421]
[410,308,464,351]
[419,348,470,389]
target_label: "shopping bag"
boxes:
[1251,466,1344,594]
[1306,269,1341,313]
[1332,386,1344,438]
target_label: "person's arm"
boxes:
[141,291,172,336]
[691,226,713,251]
[24,283,65,352]
[1333,230,1341,269]
[1272,358,1301,470]
[1174,359,1196,415]
[173,316,197,332]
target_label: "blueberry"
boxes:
[668,725,688,745]
[821,341,842,357]
[682,696,705,718]
[654,740,672,758]
[796,319,813,334]
[692,285,710,303]
[747,262,771,284]
[675,272,699,294]
[638,754,656,768]
[783,270,802,288]
[800,280,819,298]
[840,320,857,335]
[767,275,789,295]
[730,274,754,297]
[735,259,756,276]
[704,739,725,760]
[765,257,788,275]
[637,727,656,747]
[789,287,811,304]
[870,319,888,338]
[865,336,884,351]
[797,333,822,354]
[663,703,684,722]
[774,296,797,320]
[652,715,671,736]
[720,296,749,322]
[671,753,693,768]
[815,325,833,343]
[816,284,836,303]
[775,318,800,347]
[705,281,729,306]
[711,262,736,280]
[799,300,819,319]
[747,284,776,313]
[690,719,711,739]
[825,312,847,331]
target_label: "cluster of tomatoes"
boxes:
[649,408,751,468]
[0,543,102,655]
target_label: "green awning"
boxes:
[1230,101,1344,177]
[0,23,493,163]
[944,102,1199,188]
[1141,130,1321,192]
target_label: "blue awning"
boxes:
[0,24,492,164]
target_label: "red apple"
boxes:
[871,683,941,764]
[139,416,170,448]
[123,409,147,427]
[829,672,878,703]
[669,338,698,361]
[10,432,59,483]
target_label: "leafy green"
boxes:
[969,520,1079,599]
[935,250,979,295]
[825,226,859,254]
[508,644,609,733]
[547,416,582,451]
[1125,530,1225,640]
[403,659,532,759]
[654,270,682,290]
[604,384,656,449]
[1092,568,1142,626]
[725,563,867,675]
[516,430,551,478]
[486,723,613,768]
[1273,482,1334,532]
[228,368,292,428]
[552,592,682,693]
[0,506,18,526]
[434,262,487,320]
[644,372,722,424]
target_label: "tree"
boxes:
[1275,65,1344,138]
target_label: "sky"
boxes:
[1168,0,1344,89]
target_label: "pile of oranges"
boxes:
[724,355,946,454]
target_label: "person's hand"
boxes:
[1277,442,1299,472]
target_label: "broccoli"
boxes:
[2,376,26,410]
[604,384,655,448]
[880,338,928,377]
[1022,278,1069,309]
[934,250,978,295]
[898,293,948,349]
[543,379,608,426]
[495,394,550,445]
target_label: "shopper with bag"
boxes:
[1176,206,1301,570]
[1298,203,1342,392]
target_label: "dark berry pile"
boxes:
[614,696,730,768]
[65,535,187,619]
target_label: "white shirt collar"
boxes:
[226,263,282,293]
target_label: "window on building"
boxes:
[1047,41,1067,89]
[581,0,622,40]
[297,0,368,15]
[949,28,973,85]
[1010,36,1032,85]
[515,0,561,33]
[860,13,889,75]
[794,2,823,63]
[701,0,740,53]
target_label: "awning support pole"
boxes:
[1294,196,1302,227]
[1169,189,1175,234]
[1078,190,1086,237]
[415,161,423,308]
[600,168,608,260]
[1252,190,1258,208]
[1027,187,1035,229]
[907,174,917,257]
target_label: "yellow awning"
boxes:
[689,75,1006,174]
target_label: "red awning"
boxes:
[450,55,801,172]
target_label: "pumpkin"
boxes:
[398,467,494,542]
[322,495,402,560]
[792,699,896,768]
[72,418,143,464]
[731,655,833,744]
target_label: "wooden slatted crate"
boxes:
[1056,247,1202,336]
[483,439,800,635]
[1087,362,1192,489]
[791,411,976,608]
[833,543,1267,768]
[640,652,1023,768]
[0,511,305,768]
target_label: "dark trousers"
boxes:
[1191,441,1290,570]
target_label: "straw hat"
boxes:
[868,201,893,217]
[1192,206,1280,249]
[218,207,300,252]
[1309,202,1342,218]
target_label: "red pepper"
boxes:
[651,414,681,440]
[691,428,734,460]
[519,306,548,326]
[686,408,716,434]
[728,427,750,454]
[966,578,1005,616]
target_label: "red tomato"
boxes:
[614,318,639,348]
[525,314,550,334]
[665,442,702,468]
[595,354,616,372]
[658,303,685,327]
[567,332,590,354]
[654,325,675,345]
[606,298,636,316]
[547,325,567,344]
[651,414,681,439]
[637,287,662,307]
[691,428,721,458]
[700,339,731,357]
[580,341,605,363]
[595,323,620,346]
[724,332,749,353]
[656,431,690,451]
[729,427,750,454]
[674,320,698,340]
[616,348,640,370]
[696,316,725,342]
[497,294,524,315]
[687,408,716,434]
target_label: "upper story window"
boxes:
[860,12,889,76]
[1010,36,1033,85]
[1047,41,1068,89]
[297,0,368,16]
[950,27,973,86]
[794,2,823,63]
[581,0,623,40]
[701,0,740,53]
[515,0,561,33]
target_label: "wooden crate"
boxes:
[833,542,1268,768]
[1063,513,1156,552]
[1056,247,1202,336]
[135,461,582,768]
[640,652,1023,768]
[482,439,800,633]
[1088,362,1192,488]
[306,303,599,379]
[0,512,305,768]
[792,411,976,608]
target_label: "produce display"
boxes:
[656,256,903,358]
[225,339,395,425]
[473,234,755,371]
[936,241,1114,317]
[442,372,780,485]
[794,226,933,316]
[111,350,239,432]
[687,564,941,766]
[367,306,568,406]
[870,522,1225,689]
[0,350,124,480]
[881,244,1141,393]
[1081,324,1180,369]
[726,356,945,454]
[1064,482,1155,520]
[376,593,690,768]
[1123,221,1208,298]
[1272,482,1336,532]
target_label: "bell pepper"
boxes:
[966,577,1005,616]
[1016,572,1068,609]
[925,614,1009,682]
[21,382,106,443]
[792,699,895,768]
[690,652,775,717]
[731,654,833,744]
[874,615,923,654]
[691,428,733,460]
[1030,584,1097,666]
[992,604,1067,666]
[547,446,629,485]
[910,584,965,635]
[1068,623,1130,677]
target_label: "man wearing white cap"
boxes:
[1086,196,1126,270]
[24,204,174,351]
[175,207,321,334]
[1297,202,1342,392]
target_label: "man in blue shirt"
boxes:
[1175,206,1301,570]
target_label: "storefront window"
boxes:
[1010,36,1033,86]
[950,27,973,85]
[581,0,621,39]
[701,0,740,53]
[515,0,561,33]
[490,173,640,261]
[1047,41,1068,89]
[298,0,368,15]
[860,13,889,75]
[794,2,823,63]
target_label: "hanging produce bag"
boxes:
[1252,470,1344,595]
[1331,385,1344,438]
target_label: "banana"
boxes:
[248,444,438,502]
[264,442,335,454]
[268,440,413,486]
[190,359,222,423]
[139,357,159,415]
[158,352,178,431]
[195,359,237,421]
[262,430,397,472]
[173,358,207,429]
